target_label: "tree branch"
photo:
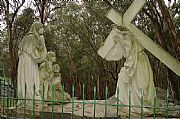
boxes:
[33,0,41,19]
[156,0,180,58]
[43,6,63,23]
[11,0,25,26]
[41,0,46,23]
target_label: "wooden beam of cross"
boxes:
[107,0,180,77]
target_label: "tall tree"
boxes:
[155,0,180,102]
[33,0,64,24]
[2,0,25,88]
[44,1,122,99]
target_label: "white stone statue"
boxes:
[98,27,155,115]
[47,64,71,102]
[39,51,56,100]
[17,21,47,107]
[39,52,71,102]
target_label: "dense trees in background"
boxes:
[0,0,179,101]
[0,0,25,91]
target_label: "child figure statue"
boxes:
[39,51,56,100]
[39,51,71,103]
[47,64,71,102]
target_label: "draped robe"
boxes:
[98,28,155,114]
[18,32,47,106]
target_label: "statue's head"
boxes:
[111,26,134,42]
[110,26,134,52]
[46,51,56,62]
[97,26,134,61]
[29,21,44,35]
[53,64,60,73]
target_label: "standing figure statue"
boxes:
[17,21,47,108]
[98,27,155,115]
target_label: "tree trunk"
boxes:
[155,0,180,101]
[156,0,180,58]
[144,1,180,101]
[9,27,18,93]
[145,0,180,101]
[4,0,25,96]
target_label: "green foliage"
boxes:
[42,1,124,99]
[175,16,180,36]
[0,30,10,76]
[13,8,35,49]
[0,7,35,77]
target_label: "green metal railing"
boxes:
[0,76,180,119]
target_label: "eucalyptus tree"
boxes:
[0,0,26,89]
[33,0,67,24]
[43,1,122,99]
[143,0,180,102]
[0,7,35,96]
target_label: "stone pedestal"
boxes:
[1,99,179,119]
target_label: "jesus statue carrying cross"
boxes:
[98,0,180,116]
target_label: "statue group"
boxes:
[17,22,164,116]
[17,22,154,113]
[17,22,70,108]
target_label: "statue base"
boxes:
[1,99,179,119]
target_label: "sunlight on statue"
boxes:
[98,27,155,115]
[39,51,71,103]
[17,21,47,108]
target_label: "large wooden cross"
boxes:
[107,0,180,77]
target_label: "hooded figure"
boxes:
[98,27,155,116]
[17,21,47,107]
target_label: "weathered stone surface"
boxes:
[17,21,47,106]
[1,99,179,119]
[39,52,71,102]
[98,28,155,114]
